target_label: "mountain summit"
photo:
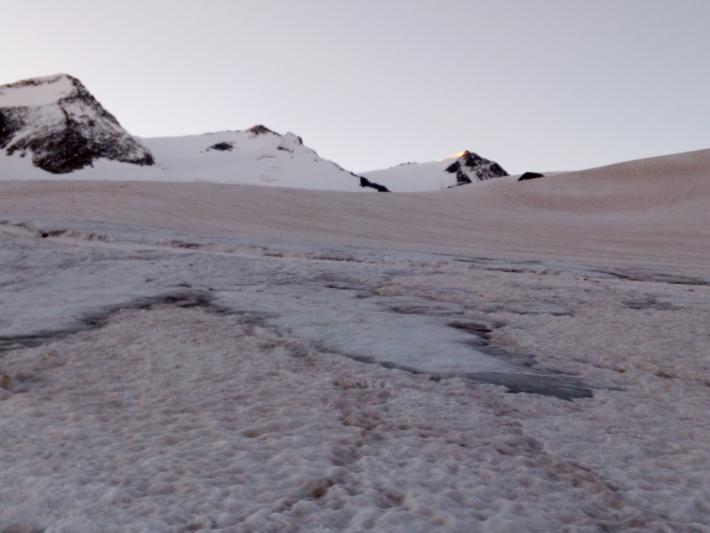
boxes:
[444,150,508,185]
[0,74,154,173]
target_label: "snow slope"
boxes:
[1,147,707,274]
[361,150,509,192]
[136,127,367,191]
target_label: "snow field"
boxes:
[0,305,678,532]
[0,224,709,530]
[1,145,709,530]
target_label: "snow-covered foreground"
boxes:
[0,217,709,531]
[1,151,709,531]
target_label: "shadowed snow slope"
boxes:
[0,147,708,273]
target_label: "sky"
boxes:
[3,0,710,173]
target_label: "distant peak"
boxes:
[439,150,473,162]
[247,124,277,136]
[444,149,508,185]
[449,150,489,166]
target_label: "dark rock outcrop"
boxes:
[247,124,276,136]
[518,172,544,181]
[209,142,234,152]
[0,74,154,174]
[359,176,390,192]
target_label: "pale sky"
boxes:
[3,0,710,173]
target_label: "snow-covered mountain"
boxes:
[0,74,380,191]
[362,150,509,192]
[1,74,508,193]
[135,126,375,191]
[0,74,154,174]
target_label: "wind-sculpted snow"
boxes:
[1,221,710,530]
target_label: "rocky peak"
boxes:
[247,124,277,136]
[445,150,508,186]
[0,74,154,174]
[208,141,234,152]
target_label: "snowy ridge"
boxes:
[0,74,512,192]
[134,127,372,191]
[362,150,509,192]
[0,74,154,174]
[0,75,387,191]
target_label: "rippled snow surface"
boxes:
[1,221,709,531]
